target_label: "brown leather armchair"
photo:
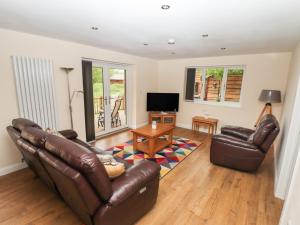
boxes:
[210,114,280,172]
[7,118,161,225]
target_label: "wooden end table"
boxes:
[192,116,218,135]
[131,124,174,157]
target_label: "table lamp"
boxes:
[255,89,281,127]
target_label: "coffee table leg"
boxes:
[168,130,173,147]
[133,133,137,150]
[149,138,155,157]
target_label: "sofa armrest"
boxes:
[109,160,160,206]
[58,129,78,140]
[212,134,258,150]
[221,126,255,140]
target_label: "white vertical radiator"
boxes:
[11,56,57,129]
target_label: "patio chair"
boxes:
[98,97,123,128]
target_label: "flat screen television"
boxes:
[147,93,179,112]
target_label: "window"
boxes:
[185,66,245,105]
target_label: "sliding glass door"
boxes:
[92,66,105,133]
[92,63,128,136]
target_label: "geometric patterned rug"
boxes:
[105,136,201,178]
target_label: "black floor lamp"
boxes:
[255,89,281,127]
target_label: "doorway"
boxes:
[92,63,128,136]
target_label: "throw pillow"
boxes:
[96,154,125,179]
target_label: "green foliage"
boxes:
[93,83,103,97]
[110,83,125,96]
[205,67,244,79]
[206,68,224,80]
[92,67,125,98]
[93,83,125,98]
[228,69,244,75]
[92,67,103,84]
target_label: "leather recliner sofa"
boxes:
[210,114,280,172]
[6,118,161,225]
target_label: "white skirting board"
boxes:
[0,162,28,176]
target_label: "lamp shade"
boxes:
[258,90,281,103]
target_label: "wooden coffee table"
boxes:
[131,124,174,157]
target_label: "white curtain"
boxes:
[11,56,57,129]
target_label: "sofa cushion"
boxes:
[45,135,113,201]
[212,134,258,150]
[12,118,42,131]
[45,128,67,139]
[6,126,21,144]
[221,126,255,140]
[58,129,78,139]
[21,127,48,148]
[38,149,101,216]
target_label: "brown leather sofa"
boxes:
[210,114,280,172]
[6,118,160,225]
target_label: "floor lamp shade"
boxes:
[255,89,281,127]
[258,90,281,103]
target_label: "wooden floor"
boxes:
[0,127,283,225]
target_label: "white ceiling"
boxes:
[0,0,300,59]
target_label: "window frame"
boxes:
[185,65,246,108]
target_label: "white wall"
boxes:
[0,28,158,174]
[275,42,300,199]
[157,53,291,131]
[279,143,300,225]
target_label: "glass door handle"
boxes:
[103,97,108,105]
[109,96,114,104]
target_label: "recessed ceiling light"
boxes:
[202,34,209,38]
[91,26,98,30]
[220,47,226,50]
[161,5,170,10]
[143,43,149,46]
[168,38,175,45]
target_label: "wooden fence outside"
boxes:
[93,96,126,114]
[194,74,243,102]
[224,75,243,102]
[205,77,221,101]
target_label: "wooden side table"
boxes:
[192,116,218,135]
